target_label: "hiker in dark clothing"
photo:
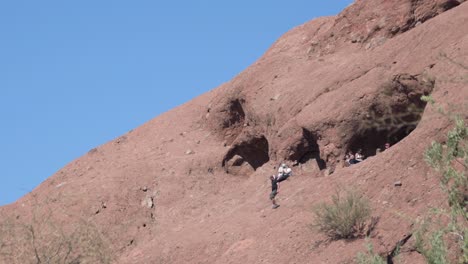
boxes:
[269,175,280,209]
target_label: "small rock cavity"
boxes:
[222,135,270,175]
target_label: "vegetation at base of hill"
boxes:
[0,196,113,264]
[356,243,386,264]
[313,189,371,239]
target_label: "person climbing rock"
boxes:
[269,175,280,209]
[277,163,292,182]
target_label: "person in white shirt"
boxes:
[355,149,364,162]
[277,163,292,182]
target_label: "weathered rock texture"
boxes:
[1,0,467,263]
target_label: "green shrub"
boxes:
[415,226,448,264]
[420,101,467,263]
[356,243,386,264]
[426,230,449,264]
[313,189,371,239]
[425,116,467,221]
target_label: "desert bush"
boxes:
[418,96,467,264]
[0,196,113,264]
[424,116,467,221]
[313,189,371,239]
[415,225,448,264]
[356,243,386,264]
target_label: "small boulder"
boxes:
[185,149,195,155]
[141,196,154,209]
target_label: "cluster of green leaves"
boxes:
[313,190,371,239]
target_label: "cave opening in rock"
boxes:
[347,73,434,160]
[222,135,270,173]
[347,101,428,159]
[347,124,414,158]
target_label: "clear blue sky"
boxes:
[0,1,353,205]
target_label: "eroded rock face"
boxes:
[205,88,247,145]
[305,0,462,53]
[213,69,435,174]
[2,1,468,264]
[206,0,451,176]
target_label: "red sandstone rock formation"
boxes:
[1,0,467,263]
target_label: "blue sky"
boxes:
[0,1,353,205]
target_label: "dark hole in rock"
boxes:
[347,123,418,158]
[288,128,326,170]
[439,0,460,11]
[222,135,270,174]
[347,73,434,159]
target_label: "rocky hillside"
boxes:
[1,0,467,263]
